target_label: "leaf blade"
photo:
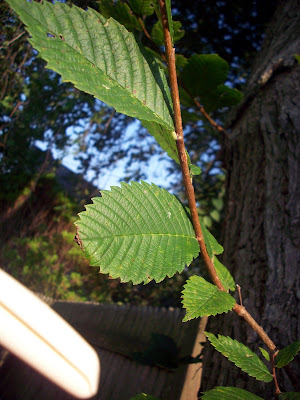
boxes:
[213,257,235,292]
[276,341,300,368]
[205,333,273,382]
[75,182,200,284]
[201,386,264,400]
[182,276,236,321]
[278,393,300,400]
[7,0,180,162]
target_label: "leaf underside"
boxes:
[7,0,181,163]
[182,276,236,321]
[75,182,200,284]
[205,332,273,382]
[201,386,264,400]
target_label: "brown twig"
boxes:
[0,31,25,50]
[126,0,227,138]
[270,351,281,396]
[158,0,277,356]
[236,284,243,306]
[103,108,116,135]
[159,0,224,291]
[192,96,230,138]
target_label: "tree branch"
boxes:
[159,0,224,291]
[159,0,277,355]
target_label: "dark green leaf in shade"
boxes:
[205,333,273,382]
[181,54,229,97]
[128,0,155,16]
[130,394,161,400]
[180,54,243,112]
[7,0,180,163]
[182,276,236,321]
[295,55,300,64]
[75,182,200,284]
[278,393,300,400]
[97,0,141,31]
[213,257,235,292]
[179,87,195,108]
[151,20,184,46]
[176,54,188,70]
[259,347,270,361]
[200,84,243,113]
[201,386,264,400]
[276,341,300,368]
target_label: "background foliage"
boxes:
[0,0,273,306]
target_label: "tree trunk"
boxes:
[201,0,300,397]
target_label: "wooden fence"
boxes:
[0,298,207,400]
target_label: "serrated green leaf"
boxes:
[214,257,235,292]
[259,347,270,361]
[205,333,273,382]
[201,386,264,400]
[7,0,180,163]
[199,217,224,258]
[181,54,229,97]
[130,394,161,400]
[97,0,141,31]
[75,182,200,284]
[182,276,235,321]
[151,20,184,46]
[276,341,300,368]
[278,393,300,400]
[295,55,300,64]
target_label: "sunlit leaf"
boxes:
[205,333,273,382]
[213,257,235,292]
[75,182,200,284]
[7,0,180,163]
[199,217,224,258]
[182,276,235,321]
[259,347,270,361]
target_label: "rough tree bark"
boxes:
[200,0,300,397]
